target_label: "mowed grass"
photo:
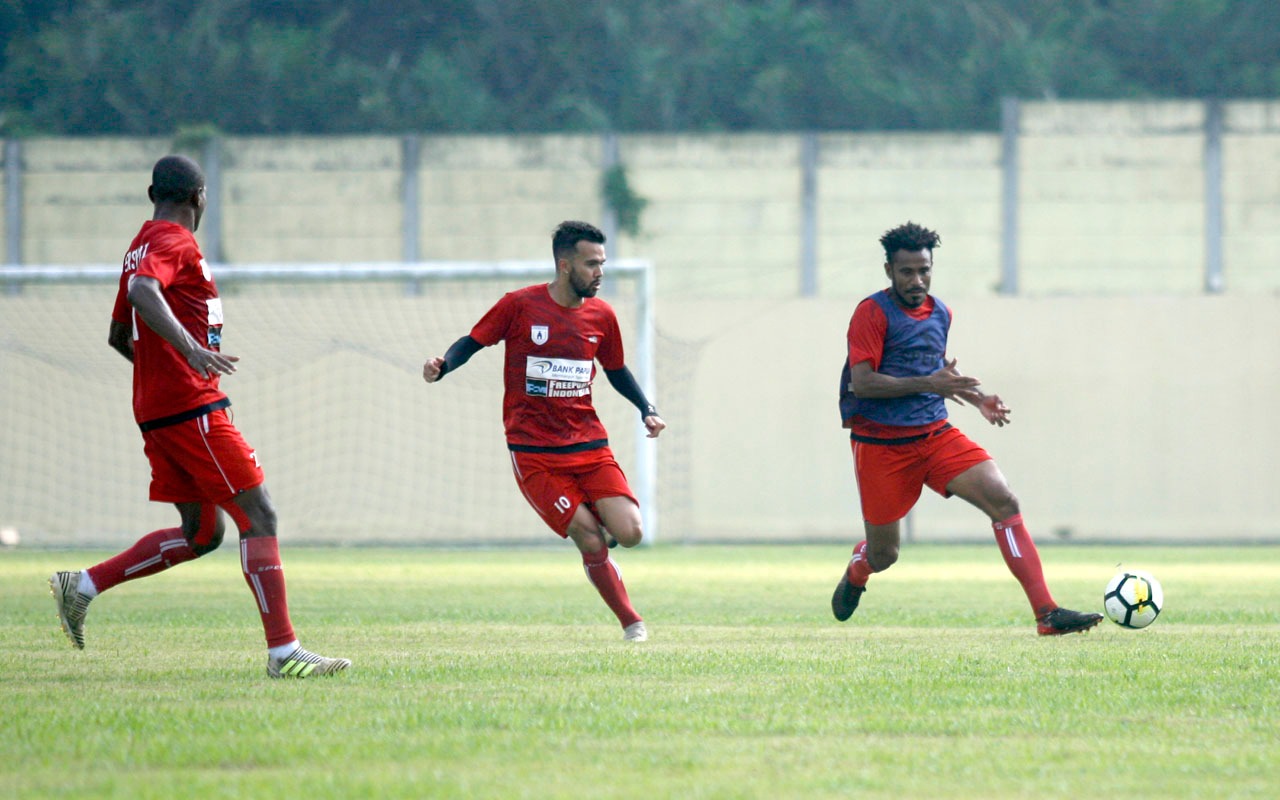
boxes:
[2,543,1278,799]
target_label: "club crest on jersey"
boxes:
[531,325,549,345]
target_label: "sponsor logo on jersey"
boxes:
[525,357,592,398]
[526,379,549,396]
[531,325,549,345]
[526,357,591,382]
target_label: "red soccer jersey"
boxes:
[111,220,227,426]
[469,284,625,449]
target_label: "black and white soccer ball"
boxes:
[1103,570,1163,629]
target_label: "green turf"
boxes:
[2,544,1278,799]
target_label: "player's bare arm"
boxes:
[950,364,1012,426]
[107,319,134,362]
[127,275,238,379]
[847,357,980,402]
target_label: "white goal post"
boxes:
[0,260,658,547]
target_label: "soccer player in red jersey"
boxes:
[832,221,1102,635]
[49,155,350,678]
[422,220,665,642]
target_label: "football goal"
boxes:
[0,261,657,547]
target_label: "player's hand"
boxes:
[977,394,1011,427]
[930,358,981,401]
[422,357,445,383]
[643,414,666,439]
[187,347,238,378]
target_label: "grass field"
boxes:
[3,543,1278,799]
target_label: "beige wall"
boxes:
[6,101,1280,298]
[4,103,1280,544]
[660,293,1280,543]
[415,134,603,261]
[3,282,1276,545]
[221,136,403,263]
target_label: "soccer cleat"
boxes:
[49,571,92,649]
[1037,607,1104,636]
[622,620,648,642]
[267,646,352,679]
[831,572,866,622]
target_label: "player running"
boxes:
[48,155,350,678]
[422,220,664,642]
[832,221,1102,636]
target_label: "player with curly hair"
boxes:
[832,221,1101,635]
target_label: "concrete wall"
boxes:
[660,294,1280,543]
[4,101,1280,544]
[6,100,1280,299]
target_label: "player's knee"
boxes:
[184,507,226,556]
[992,491,1020,522]
[867,544,899,572]
[612,522,643,548]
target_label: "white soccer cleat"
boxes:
[622,620,648,642]
[49,570,91,650]
[267,646,352,679]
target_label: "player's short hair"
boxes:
[879,221,941,261]
[150,155,205,203]
[552,220,606,262]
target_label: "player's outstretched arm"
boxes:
[848,357,979,402]
[127,275,238,379]
[423,335,483,383]
[604,366,664,438]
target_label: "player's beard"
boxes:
[571,272,601,298]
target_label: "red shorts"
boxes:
[508,446,637,537]
[851,426,991,525]
[141,408,264,505]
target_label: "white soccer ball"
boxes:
[1103,569,1163,629]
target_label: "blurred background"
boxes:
[2,1,1278,546]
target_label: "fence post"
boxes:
[600,131,620,251]
[800,132,819,297]
[1000,97,1020,296]
[402,135,421,263]
[200,138,223,263]
[4,139,21,266]
[1203,99,1224,294]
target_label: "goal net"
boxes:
[0,262,657,547]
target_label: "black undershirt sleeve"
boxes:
[437,335,484,379]
[604,366,658,419]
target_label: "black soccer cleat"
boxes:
[831,572,866,622]
[1037,607,1104,636]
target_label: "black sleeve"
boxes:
[604,366,657,418]
[437,335,484,379]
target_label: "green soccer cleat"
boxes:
[49,571,92,650]
[267,646,352,679]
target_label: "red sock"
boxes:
[582,548,641,628]
[86,528,197,593]
[240,536,296,648]
[992,514,1056,618]
[845,540,874,587]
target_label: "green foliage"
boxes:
[4,544,1280,798]
[3,1,1279,135]
[601,164,647,238]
